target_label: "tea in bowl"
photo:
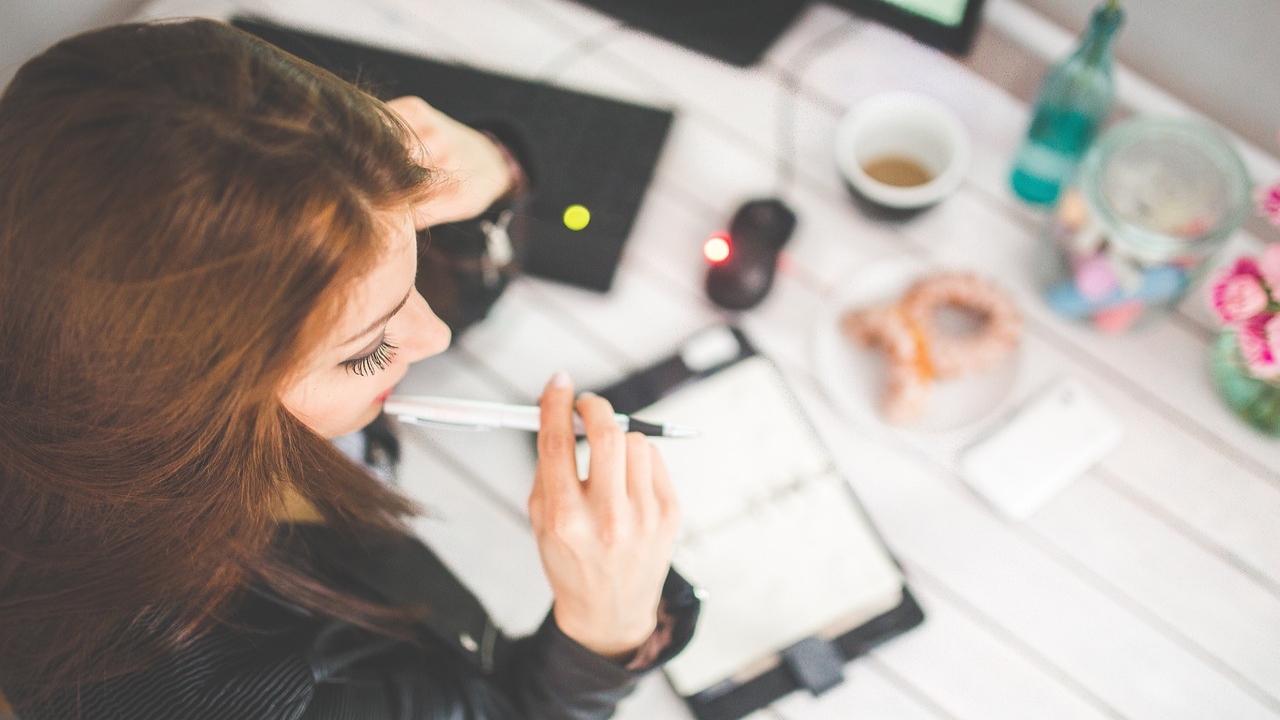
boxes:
[835,92,971,214]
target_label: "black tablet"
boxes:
[829,0,988,54]
[571,0,986,64]
[569,0,810,67]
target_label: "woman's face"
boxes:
[280,209,451,438]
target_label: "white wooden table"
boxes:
[136,1,1280,717]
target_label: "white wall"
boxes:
[1021,0,1280,151]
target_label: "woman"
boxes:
[0,18,696,719]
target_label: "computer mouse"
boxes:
[704,198,797,310]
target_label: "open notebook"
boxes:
[592,327,923,719]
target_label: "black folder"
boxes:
[592,326,924,720]
[232,18,674,292]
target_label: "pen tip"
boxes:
[664,425,700,438]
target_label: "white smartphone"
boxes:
[959,378,1123,520]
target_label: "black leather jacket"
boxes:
[10,524,699,720]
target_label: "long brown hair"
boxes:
[0,19,436,700]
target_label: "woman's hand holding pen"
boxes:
[529,371,681,661]
[384,96,513,228]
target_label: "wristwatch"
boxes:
[415,127,534,334]
[476,130,532,288]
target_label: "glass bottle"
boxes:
[1010,0,1125,205]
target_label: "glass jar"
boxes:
[1040,117,1252,333]
[1210,330,1280,437]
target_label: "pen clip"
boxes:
[394,415,495,432]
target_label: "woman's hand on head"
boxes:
[528,372,681,661]
[385,96,513,228]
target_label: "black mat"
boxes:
[233,17,674,292]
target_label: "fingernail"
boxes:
[578,391,597,399]
[550,370,571,387]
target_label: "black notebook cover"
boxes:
[594,326,925,720]
[232,18,674,292]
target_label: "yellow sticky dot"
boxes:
[563,204,591,231]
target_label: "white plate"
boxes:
[812,254,1021,435]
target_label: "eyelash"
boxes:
[342,338,399,377]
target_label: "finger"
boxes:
[624,432,654,503]
[385,96,450,159]
[385,95,444,122]
[535,371,581,497]
[383,95,421,113]
[577,393,627,507]
[649,445,680,528]
[526,492,543,533]
[385,97,436,138]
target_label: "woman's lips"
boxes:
[374,388,393,404]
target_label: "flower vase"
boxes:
[1210,330,1280,437]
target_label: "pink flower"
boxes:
[1259,243,1280,289]
[1228,257,1263,280]
[1258,180,1280,228]
[1242,320,1280,379]
[1237,314,1280,379]
[1211,272,1270,324]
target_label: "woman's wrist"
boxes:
[478,131,528,204]
[551,607,672,670]
[552,604,657,662]
[622,598,677,670]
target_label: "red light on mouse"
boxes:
[703,234,731,264]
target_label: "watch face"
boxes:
[480,209,516,268]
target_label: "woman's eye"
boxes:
[342,338,399,377]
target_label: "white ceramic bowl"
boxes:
[835,92,972,210]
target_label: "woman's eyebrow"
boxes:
[342,288,412,346]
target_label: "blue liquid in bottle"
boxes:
[1010,1,1124,205]
[1011,109,1095,204]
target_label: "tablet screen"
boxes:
[890,0,970,26]
[832,0,987,54]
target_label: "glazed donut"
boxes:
[838,271,1021,424]
[899,272,1022,378]
[840,305,915,362]
[840,305,933,422]
[882,356,932,424]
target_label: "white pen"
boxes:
[384,395,699,438]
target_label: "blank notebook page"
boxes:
[640,356,904,697]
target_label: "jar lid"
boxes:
[1079,117,1252,262]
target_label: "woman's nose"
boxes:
[397,290,452,364]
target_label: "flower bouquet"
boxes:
[1207,242,1280,435]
